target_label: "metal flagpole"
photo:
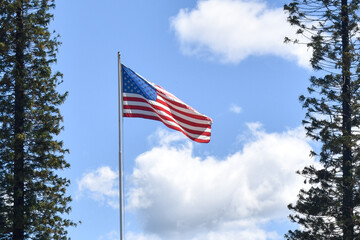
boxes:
[117,52,124,240]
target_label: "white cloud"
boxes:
[126,125,315,239]
[229,103,242,114]
[98,231,120,240]
[77,166,119,208]
[148,127,187,146]
[127,228,279,240]
[171,0,311,68]
[190,228,280,240]
[126,232,161,240]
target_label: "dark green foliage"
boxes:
[284,0,360,239]
[0,0,75,239]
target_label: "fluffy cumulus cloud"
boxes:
[171,0,311,67]
[126,125,315,239]
[77,166,119,208]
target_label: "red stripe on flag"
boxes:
[123,104,211,129]
[123,106,211,136]
[123,112,211,143]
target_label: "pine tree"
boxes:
[0,0,75,239]
[284,0,360,239]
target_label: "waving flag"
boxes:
[122,64,212,143]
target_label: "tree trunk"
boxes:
[341,0,354,239]
[12,1,25,239]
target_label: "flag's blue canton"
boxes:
[122,65,157,101]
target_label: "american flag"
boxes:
[121,64,212,143]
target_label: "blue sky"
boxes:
[52,0,316,239]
